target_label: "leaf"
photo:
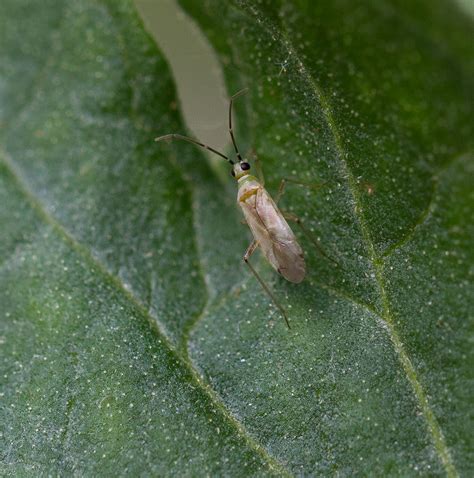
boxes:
[177,0,474,475]
[0,1,280,475]
[0,1,472,478]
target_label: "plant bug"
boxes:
[156,89,311,328]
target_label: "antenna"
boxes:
[228,88,248,162]
[155,134,233,164]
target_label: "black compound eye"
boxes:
[231,170,236,177]
[241,162,250,170]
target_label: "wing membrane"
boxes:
[239,183,305,283]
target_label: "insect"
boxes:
[155,89,307,328]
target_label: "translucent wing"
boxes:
[238,180,305,283]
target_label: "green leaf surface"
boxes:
[1,0,472,476]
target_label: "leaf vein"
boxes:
[241,4,458,475]
[0,146,292,477]
[382,152,472,258]
[2,2,292,470]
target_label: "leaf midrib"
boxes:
[238,3,457,475]
[0,2,291,473]
[0,146,292,477]
[0,0,459,474]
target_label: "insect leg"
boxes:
[275,178,327,204]
[275,179,287,204]
[254,156,265,186]
[283,212,342,269]
[243,240,291,329]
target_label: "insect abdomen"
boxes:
[238,184,305,283]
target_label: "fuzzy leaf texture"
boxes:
[0,0,473,476]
